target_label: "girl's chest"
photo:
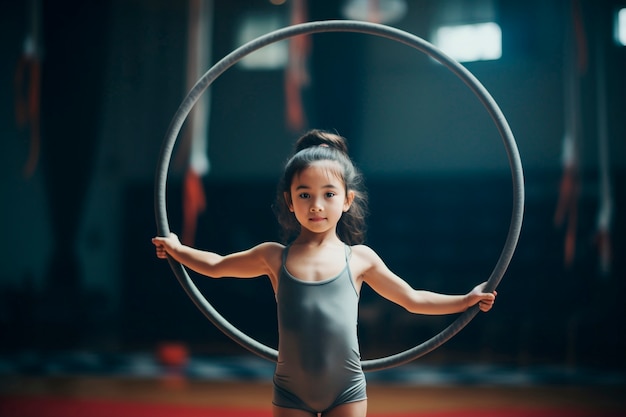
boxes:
[285,257,345,282]
[284,247,347,282]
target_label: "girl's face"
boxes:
[286,161,354,236]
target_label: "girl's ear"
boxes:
[284,192,294,212]
[343,190,355,212]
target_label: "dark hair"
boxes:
[274,129,368,245]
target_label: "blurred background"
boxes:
[1,0,625,395]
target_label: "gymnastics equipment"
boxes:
[155,20,524,371]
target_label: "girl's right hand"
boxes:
[152,233,181,259]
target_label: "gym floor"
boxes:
[1,352,624,417]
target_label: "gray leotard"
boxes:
[273,245,367,413]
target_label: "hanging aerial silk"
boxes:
[284,0,309,132]
[14,0,42,178]
[554,0,587,268]
[181,0,212,246]
[592,29,614,276]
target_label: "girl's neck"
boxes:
[293,229,343,247]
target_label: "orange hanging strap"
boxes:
[181,0,212,246]
[285,0,310,132]
[554,147,579,267]
[182,169,207,246]
[554,0,587,268]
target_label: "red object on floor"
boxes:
[156,342,189,368]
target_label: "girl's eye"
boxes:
[325,192,336,198]
[298,193,310,199]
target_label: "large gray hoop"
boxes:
[155,20,524,371]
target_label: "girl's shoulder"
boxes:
[349,244,383,264]
[253,241,286,257]
[348,244,388,281]
[252,242,285,275]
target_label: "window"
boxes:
[432,22,502,62]
[236,12,288,70]
[617,8,626,46]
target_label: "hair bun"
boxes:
[294,129,349,155]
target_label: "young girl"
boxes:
[152,129,497,417]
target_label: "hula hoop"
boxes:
[155,20,524,372]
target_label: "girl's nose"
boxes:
[310,199,323,211]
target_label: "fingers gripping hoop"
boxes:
[155,20,524,371]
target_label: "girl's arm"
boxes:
[355,245,496,315]
[152,233,282,281]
